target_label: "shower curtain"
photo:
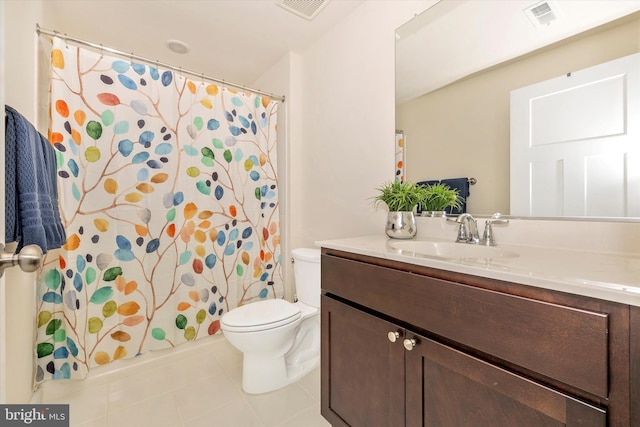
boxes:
[35,38,282,382]
[395,131,404,182]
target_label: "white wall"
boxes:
[292,1,433,249]
[2,0,46,403]
[251,52,299,300]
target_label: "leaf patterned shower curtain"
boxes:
[35,37,282,382]
[395,131,404,182]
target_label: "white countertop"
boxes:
[317,235,640,307]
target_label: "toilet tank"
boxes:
[292,248,321,308]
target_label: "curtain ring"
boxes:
[201,73,205,86]
[99,44,104,58]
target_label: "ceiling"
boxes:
[41,0,364,89]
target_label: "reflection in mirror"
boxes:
[395,130,405,182]
[396,0,640,218]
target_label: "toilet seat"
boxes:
[221,299,301,333]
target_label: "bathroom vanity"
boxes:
[318,233,640,427]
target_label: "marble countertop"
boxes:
[317,235,640,307]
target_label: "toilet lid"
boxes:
[221,299,301,331]
[291,248,320,263]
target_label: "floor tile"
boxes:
[184,397,263,427]
[74,416,106,427]
[36,336,327,427]
[297,367,321,402]
[108,367,173,410]
[166,351,229,389]
[45,383,108,426]
[106,391,181,427]
[174,372,244,419]
[209,335,243,367]
[276,404,331,427]
[244,383,317,427]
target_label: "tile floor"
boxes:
[37,334,330,427]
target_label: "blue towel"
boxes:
[441,178,470,215]
[417,180,439,187]
[418,178,470,215]
[5,105,66,253]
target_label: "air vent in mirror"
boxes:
[277,0,328,21]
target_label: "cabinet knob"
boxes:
[403,338,417,351]
[387,331,400,343]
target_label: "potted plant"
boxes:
[372,180,428,239]
[419,182,463,216]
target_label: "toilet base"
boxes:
[241,352,320,394]
[242,353,287,394]
[223,306,321,395]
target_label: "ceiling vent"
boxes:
[277,0,328,21]
[524,0,562,27]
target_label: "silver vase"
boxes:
[385,211,417,239]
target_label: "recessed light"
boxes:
[166,39,190,54]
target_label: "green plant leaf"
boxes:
[419,183,463,212]
[371,180,428,212]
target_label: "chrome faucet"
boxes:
[453,213,480,244]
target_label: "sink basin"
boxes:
[389,240,519,261]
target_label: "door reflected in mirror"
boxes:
[395,0,640,218]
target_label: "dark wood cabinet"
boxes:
[321,295,405,427]
[321,248,637,427]
[407,328,606,427]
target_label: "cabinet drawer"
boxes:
[406,332,607,427]
[321,254,609,398]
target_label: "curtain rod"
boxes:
[36,24,285,103]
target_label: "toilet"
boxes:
[220,248,321,394]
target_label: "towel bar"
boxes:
[0,244,42,277]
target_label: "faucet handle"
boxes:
[481,214,509,246]
[486,213,509,226]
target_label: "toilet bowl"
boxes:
[220,248,321,394]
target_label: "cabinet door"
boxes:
[405,334,607,427]
[321,296,405,427]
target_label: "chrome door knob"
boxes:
[0,244,43,277]
[403,338,417,351]
[387,331,400,343]
[17,245,43,272]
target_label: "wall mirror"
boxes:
[396,0,640,219]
